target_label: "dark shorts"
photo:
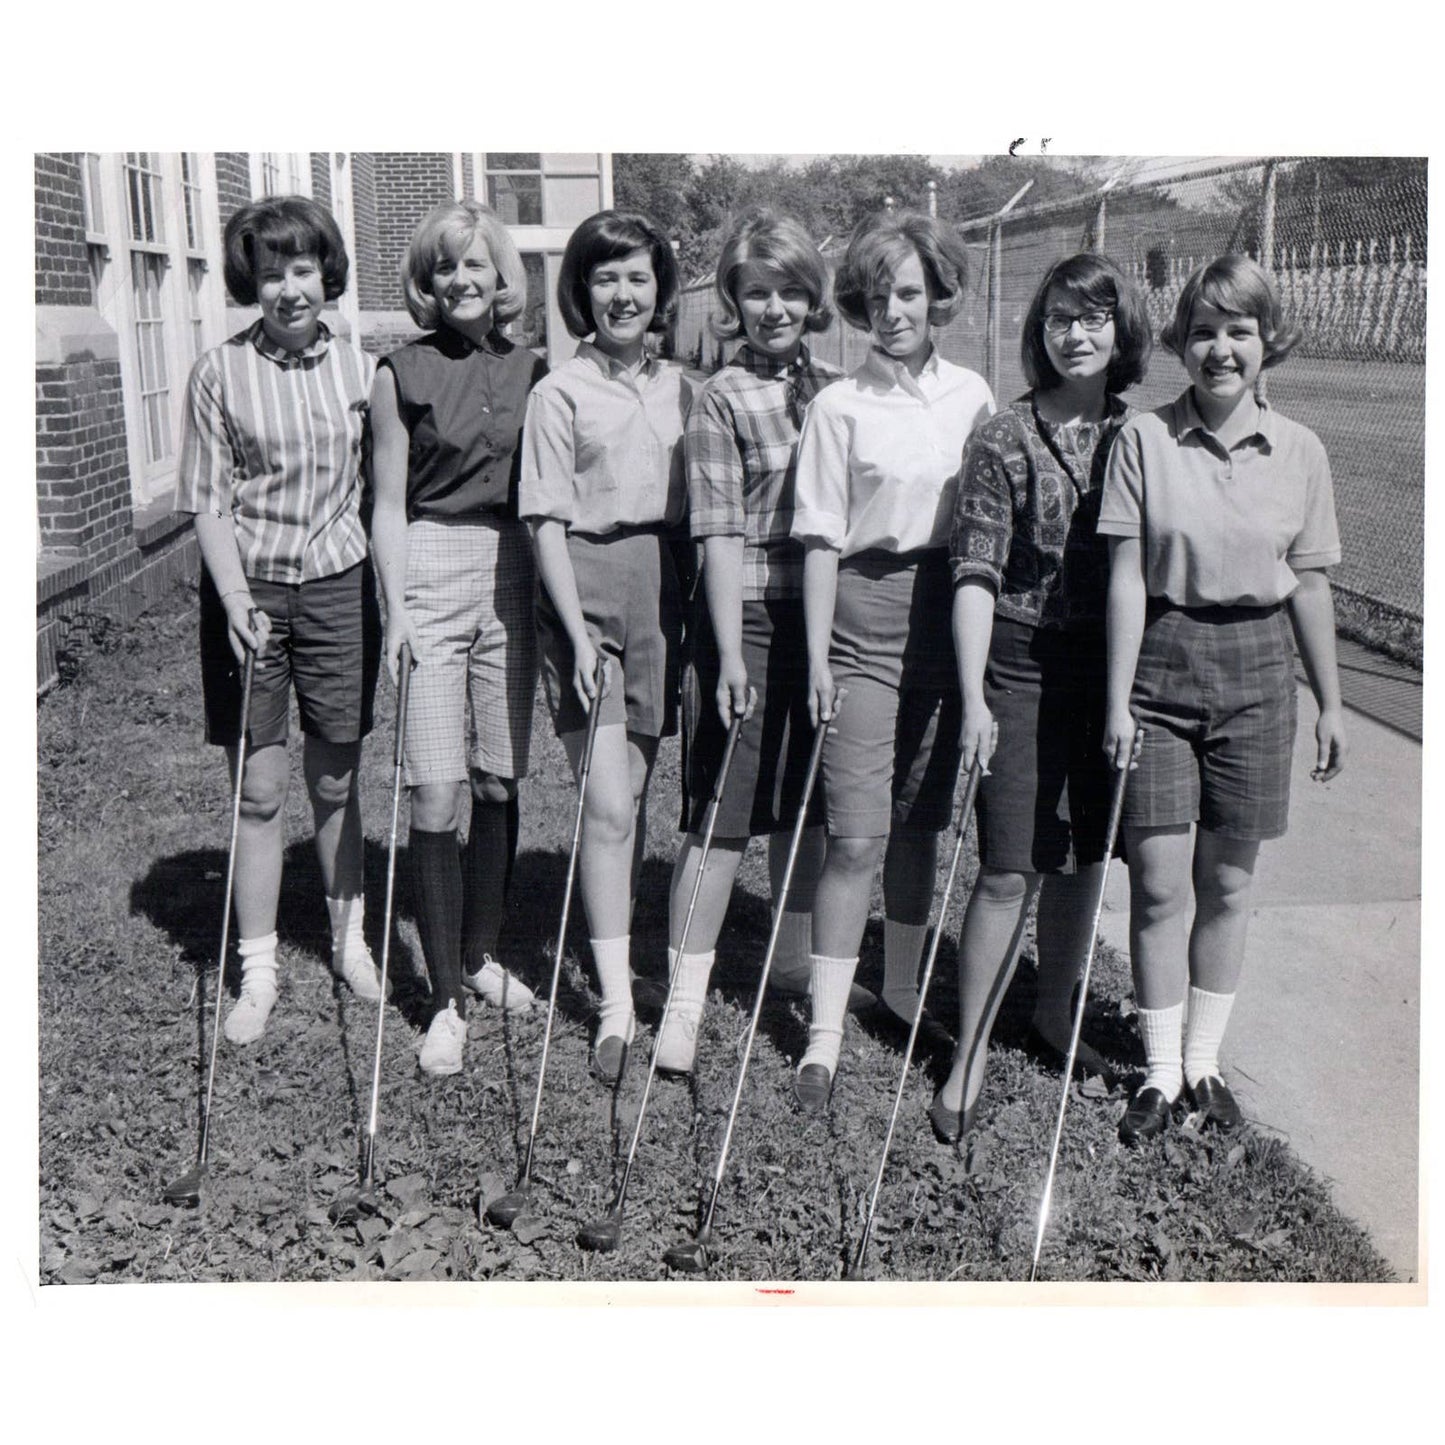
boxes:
[535,526,681,738]
[1125,600,1297,842]
[681,596,825,837]
[976,617,1114,873]
[200,561,382,749]
[823,549,961,839]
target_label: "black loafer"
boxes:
[870,1000,956,1056]
[1022,1025,1115,1085]
[794,1063,833,1114]
[1119,1086,1174,1146]
[1190,1075,1242,1130]
[927,1091,978,1145]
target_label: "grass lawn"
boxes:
[37,583,1394,1286]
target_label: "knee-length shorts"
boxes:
[1124,600,1297,842]
[535,526,681,739]
[822,549,962,839]
[401,515,538,787]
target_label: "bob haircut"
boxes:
[1160,253,1302,369]
[709,207,833,341]
[833,211,970,333]
[400,200,527,330]
[1021,252,1153,394]
[223,196,349,306]
[557,210,680,338]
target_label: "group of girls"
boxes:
[178,186,1343,1150]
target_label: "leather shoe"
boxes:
[1190,1075,1242,1130]
[1118,1086,1174,1146]
[927,1091,978,1145]
[793,1063,833,1114]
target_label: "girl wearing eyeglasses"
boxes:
[937,253,1152,1142]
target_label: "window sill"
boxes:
[133,498,188,549]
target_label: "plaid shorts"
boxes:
[402,517,538,785]
[1125,600,1298,841]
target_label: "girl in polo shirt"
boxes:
[654,208,850,1076]
[370,201,547,1078]
[938,253,1152,1143]
[519,210,692,1086]
[175,196,383,1047]
[1098,254,1346,1145]
[790,212,995,1111]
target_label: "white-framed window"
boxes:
[482,153,605,229]
[180,152,205,252]
[251,151,311,199]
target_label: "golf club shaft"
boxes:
[608,707,747,1216]
[519,657,606,1187]
[695,711,832,1246]
[196,627,257,1169]
[1028,757,1130,1282]
[362,643,412,1165]
[851,759,982,1277]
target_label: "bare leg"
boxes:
[303,736,364,900]
[230,741,290,939]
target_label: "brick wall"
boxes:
[214,152,251,231]
[311,152,332,208]
[36,356,129,560]
[35,154,91,307]
[364,153,455,311]
[352,152,383,310]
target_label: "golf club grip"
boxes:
[578,655,606,776]
[710,709,747,803]
[394,642,413,766]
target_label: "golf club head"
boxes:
[327,1185,379,1226]
[484,1189,530,1229]
[661,1238,711,1273]
[576,1214,622,1253]
[162,1165,204,1208]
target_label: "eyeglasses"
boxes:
[1042,309,1114,336]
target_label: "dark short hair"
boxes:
[1020,252,1153,394]
[223,196,350,305]
[1160,253,1301,369]
[557,209,679,338]
[710,207,833,340]
[833,212,970,332]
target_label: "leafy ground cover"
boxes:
[37,582,1393,1286]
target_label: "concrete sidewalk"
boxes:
[1096,682,1422,1283]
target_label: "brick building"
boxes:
[34,151,613,691]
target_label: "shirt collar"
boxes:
[734,341,813,379]
[577,338,658,382]
[1176,388,1274,451]
[249,318,332,364]
[435,325,509,358]
[862,343,940,394]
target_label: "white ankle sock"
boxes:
[1183,987,1236,1087]
[801,954,857,1073]
[326,895,366,962]
[666,945,715,1008]
[591,935,633,1037]
[237,932,279,995]
[772,909,812,983]
[882,918,927,1018]
[1137,1001,1184,1101]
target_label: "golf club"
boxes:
[1028,749,1132,1282]
[845,757,983,1280]
[662,707,833,1274]
[576,703,749,1253]
[163,616,258,1207]
[329,643,413,1226]
[485,658,606,1229]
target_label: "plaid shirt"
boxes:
[950,392,1132,630]
[687,343,842,600]
[175,321,376,584]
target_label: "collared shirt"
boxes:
[687,342,843,600]
[1097,389,1341,607]
[175,321,375,584]
[380,327,547,521]
[950,392,1132,630]
[518,340,692,536]
[791,347,995,556]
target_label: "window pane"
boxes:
[487,173,542,226]
[486,152,540,171]
[82,152,105,233]
[544,153,600,173]
[544,174,604,228]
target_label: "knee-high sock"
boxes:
[411,828,465,1017]
[461,798,511,973]
[882,918,928,1018]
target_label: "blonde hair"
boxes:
[400,200,527,331]
[833,212,970,332]
[709,207,833,341]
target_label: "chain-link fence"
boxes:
[674,157,1427,621]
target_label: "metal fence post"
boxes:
[987,217,1002,394]
[1258,160,1279,402]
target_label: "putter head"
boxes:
[484,1189,529,1229]
[162,1165,203,1208]
[327,1184,379,1226]
[576,1214,622,1253]
[662,1238,711,1273]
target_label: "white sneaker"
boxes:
[224,984,278,1046]
[462,956,535,1012]
[335,948,384,1002]
[418,1001,466,1076]
[654,1002,702,1075]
